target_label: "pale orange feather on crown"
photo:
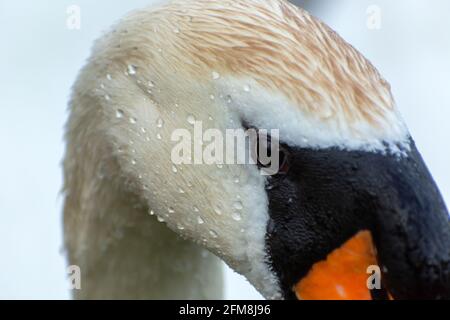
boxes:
[124,0,396,129]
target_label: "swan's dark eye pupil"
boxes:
[256,134,290,175]
[278,149,290,174]
[242,123,291,175]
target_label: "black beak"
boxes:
[369,142,450,299]
[265,139,450,300]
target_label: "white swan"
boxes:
[63,0,450,300]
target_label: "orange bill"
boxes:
[294,231,385,300]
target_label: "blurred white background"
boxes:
[0,0,449,299]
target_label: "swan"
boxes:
[63,0,450,300]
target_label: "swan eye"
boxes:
[277,147,290,175]
[256,133,290,175]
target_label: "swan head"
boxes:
[71,0,450,299]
